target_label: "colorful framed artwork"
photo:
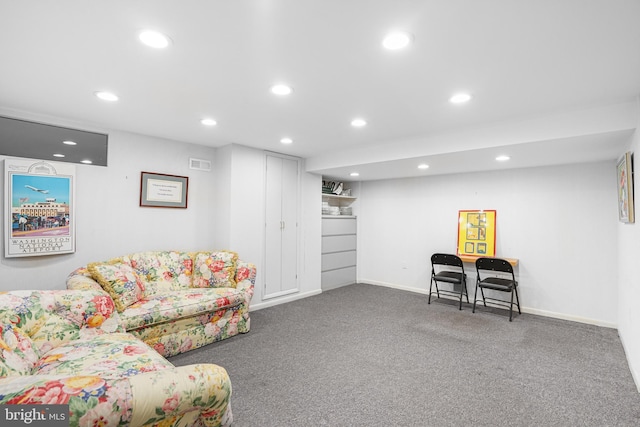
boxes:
[4,158,76,257]
[457,210,496,257]
[617,152,634,223]
[140,171,189,208]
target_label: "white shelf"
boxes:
[322,193,357,216]
[322,193,357,201]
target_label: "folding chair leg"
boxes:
[514,286,521,314]
[479,287,487,307]
[463,282,469,303]
[472,283,479,313]
[429,279,442,304]
[509,288,515,321]
[458,286,464,310]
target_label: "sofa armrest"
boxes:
[0,365,232,427]
[234,261,256,300]
[53,289,124,334]
[66,266,104,292]
[0,374,135,426]
[1,290,124,355]
[129,364,232,427]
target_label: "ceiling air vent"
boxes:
[189,157,212,171]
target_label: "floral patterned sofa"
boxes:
[0,289,232,426]
[66,250,256,358]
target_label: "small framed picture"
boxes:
[617,152,634,223]
[140,172,189,208]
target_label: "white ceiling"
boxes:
[1,0,639,180]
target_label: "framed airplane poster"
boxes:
[4,158,76,257]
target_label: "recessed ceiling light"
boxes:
[95,91,119,102]
[53,154,65,158]
[350,172,360,177]
[81,159,93,164]
[496,155,511,161]
[271,84,293,96]
[201,118,217,126]
[62,140,77,146]
[139,30,171,49]
[450,93,471,104]
[418,163,429,169]
[280,137,293,144]
[382,31,412,50]
[351,118,367,128]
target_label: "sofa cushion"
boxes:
[123,251,193,294]
[118,288,246,331]
[0,324,40,376]
[192,251,238,288]
[34,332,173,378]
[130,305,245,357]
[88,262,146,312]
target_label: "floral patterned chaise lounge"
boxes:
[66,250,256,357]
[0,289,233,426]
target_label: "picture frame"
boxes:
[457,209,496,257]
[4,158,76,257]
[140,171,189,208]
[617,152,634,223]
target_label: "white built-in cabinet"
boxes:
[264,153,299,299]
[321,216,357,290]
[321,189,357,290]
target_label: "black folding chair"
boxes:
[429,253,468,310]
[473,257,521,321]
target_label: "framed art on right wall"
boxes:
[617,152,635,223]
[457,209,497,257]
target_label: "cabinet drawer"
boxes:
[321,266,356,290]
[322,250,357,271]
[322,217,356,236]
[322,235,357,253]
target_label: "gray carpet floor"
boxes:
[169,283,640,426]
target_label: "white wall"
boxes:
[1,136,323,308]
[213,144,233,249]
[211,144,323,309]
[618,97,640,390]
[300,165,323,301]
[358,161,619,326]
[1,130,218,291]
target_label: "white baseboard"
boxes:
[522,306,617,329]
[250,289,322,311]
[249,280,618,329]
[361,279,618,329]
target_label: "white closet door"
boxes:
[265,155,283,297]
[280,156,298,293]
[264,154,299,298]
